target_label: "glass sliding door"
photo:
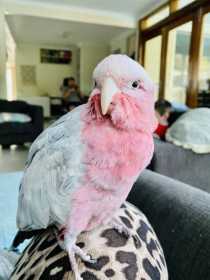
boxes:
[165,22,192,104]
[139,0,210,107]
[199,13,210,91]
[144,6,169,29]
[144,36,162,100]
[198,12,210,107]
[178,0,196,9]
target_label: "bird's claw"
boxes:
[109,219,131,238]
[80,253,96,264]
[86,256,97,264]
[72,244,96,264]
[118,226,130,237]
[66,243,96,280]
[114,224,131,237]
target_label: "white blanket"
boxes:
[166,108,210,154]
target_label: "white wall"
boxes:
[110,37,128,54]
[110,31,135,55]
[5,21,17,100]
[80,43,110,95]
[16,43,78,97]
[0,9,7,99]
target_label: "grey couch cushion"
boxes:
[128,169,210,280]
[151,138,210,193]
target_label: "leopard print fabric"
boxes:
[11,202,168,280]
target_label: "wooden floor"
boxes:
[0,120,56,173]
[0,145,29,172]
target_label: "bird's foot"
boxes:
[66,242,96,280]
[109,218,131,238]
[73,244,96,264]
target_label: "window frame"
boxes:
[138,0,210,107]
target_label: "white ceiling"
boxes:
[7,0,166,20]
[6,15,133,46]
[5,0,166,47]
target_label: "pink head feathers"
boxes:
[88,54,157,132]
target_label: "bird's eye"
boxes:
[132,81,139,88]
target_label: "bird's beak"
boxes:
[101,77,119,115]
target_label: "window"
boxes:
[178,0,196,9]
[197,12,210,107]
[165,22,192,103]
[6,67,13,101]
[199,13,210,92]
[144,36,162,100]
[141,6,170,29]
[139,0,210,107]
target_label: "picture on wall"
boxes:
[20,65,37,85]
[40,49,72,64]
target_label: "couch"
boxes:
[128,169,210,280]
[21,96,50,118]
[150,138,210,193]
[0,99,43,147]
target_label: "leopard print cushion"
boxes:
[11,202,168,280]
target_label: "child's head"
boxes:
[63,77,76,88]
[155,99,172,122]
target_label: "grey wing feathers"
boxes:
[26,110,74,166]
[17,106,85,230]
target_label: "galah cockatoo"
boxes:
[16,54,157,280]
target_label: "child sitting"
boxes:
[154,99,172,140]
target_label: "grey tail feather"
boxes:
[11,229,46,250]
[0,249,20,280]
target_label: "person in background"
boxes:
[61,77,83,111]
[154,99,172,140]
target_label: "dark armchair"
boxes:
[0,99,43,147]
[128,170,210,280]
